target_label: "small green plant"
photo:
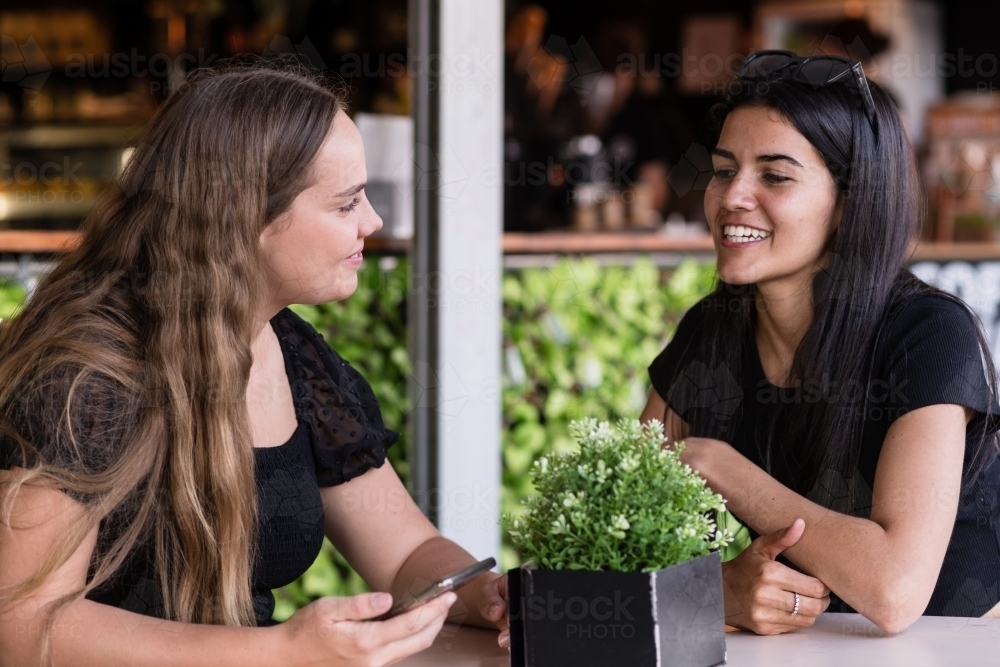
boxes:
[504,418,733,572]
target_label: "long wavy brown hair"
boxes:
[0,57,345,654]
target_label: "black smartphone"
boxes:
[374,557,496,620]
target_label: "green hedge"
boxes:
[280,256,749,618]
[0,256,750,624]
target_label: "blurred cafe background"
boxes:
[6,0,1000,617]
[3,0,1000,243]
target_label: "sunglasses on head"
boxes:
[736,50,878,137]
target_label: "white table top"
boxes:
[399,613,1000,666]
[725,613,1000,666]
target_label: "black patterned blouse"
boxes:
[1,307,399,626]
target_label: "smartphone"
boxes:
[374,557,496,620]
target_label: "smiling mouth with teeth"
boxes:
[722,224,772,242]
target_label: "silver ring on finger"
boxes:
[791,591,801,616]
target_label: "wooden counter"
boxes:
[6,229,1000,261]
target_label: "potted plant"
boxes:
[503,418,732,667]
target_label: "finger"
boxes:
[746,606,817,634]
[498,628,510,649]
[317,591,394,622]
[375,592,457,644]
[374,598,453,666]
[757,518,805,561]
[478,575,508,626]
[496,573,508,598]
[762,563,830,600]
[761,588,827,617]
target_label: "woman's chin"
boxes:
[717,267,758,287]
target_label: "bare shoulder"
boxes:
[0,468,96,603]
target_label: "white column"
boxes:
[409,0,503,563]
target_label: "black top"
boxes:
[648,292,1000,616]
[0,307,398,626]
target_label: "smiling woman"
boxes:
[641,56,1000,635]
[0,59,507,667]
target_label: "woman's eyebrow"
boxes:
[710,148,803,168]
[757,153,803,168]
[333,182,366,198]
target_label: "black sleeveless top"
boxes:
[648,292,1000,616]
[0,307,398,626]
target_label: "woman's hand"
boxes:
[722,518,831,635]
[279,590,456,667]
[472,573,510,648]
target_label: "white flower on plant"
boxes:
[592,422,615,445]
[551,513,569,535]
[607,514,631,539]
[562,490,586,508]
[537,456,549,474]
[675,524,698,539]
[618,454,639,472]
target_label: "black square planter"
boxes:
[508,551,726,667]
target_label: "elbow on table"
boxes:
[869,608,920,635]
[865,582,929,634]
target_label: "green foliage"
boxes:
[504,418,732,572]
[0,280,26,320]
[499,257,725,569]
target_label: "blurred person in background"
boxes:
[586,21,694,225]
[504,3,582,231]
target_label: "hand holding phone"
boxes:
[374,557,496,620]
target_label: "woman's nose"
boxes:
[361,207,384,238]
[720,173,758,212]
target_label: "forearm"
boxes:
[389,535,496,629]
[693,442,927,626]
[1,597,283,667]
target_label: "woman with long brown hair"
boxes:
[0,59,507,666]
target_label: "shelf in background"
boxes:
[4,230,1000,261]
[0,230,80,253]
[0,230,412,255]
[0,123,145,148]
[502,231,716,254]
[907,242,1000,262]
[2,197,100,220]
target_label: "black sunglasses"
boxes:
[736,50,878,137]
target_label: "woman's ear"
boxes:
[832,193,845,232]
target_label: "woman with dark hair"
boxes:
[0,59,507,666]
[641,52,1000,635]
